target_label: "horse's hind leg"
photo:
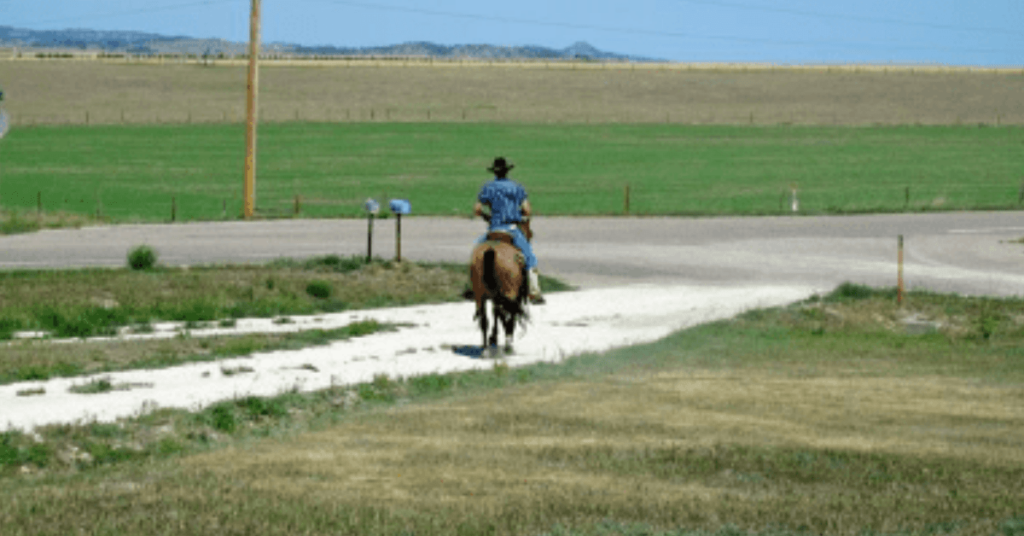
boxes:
[501,311,516,354]
[477,300,488,349]
[488,301,500,348]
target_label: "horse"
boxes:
[469,220,532,354]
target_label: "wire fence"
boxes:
[6,106,1022,127]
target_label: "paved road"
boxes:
[0,212,1022,296]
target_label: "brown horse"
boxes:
[469,222,531,354]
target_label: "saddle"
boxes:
[485,231,515,245]
[483,230,526,267]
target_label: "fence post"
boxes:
[171,196,176,222]
[222,199,227,219]
[294,195,301,216]
[897,235,904,307]
[37,192,41,215]
[624,184,631,215]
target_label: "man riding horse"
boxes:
[474,157,545,305]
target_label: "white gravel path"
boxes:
[1,283,819,432]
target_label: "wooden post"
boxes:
[37,192,41,215]
[395,213,402,262]
[904,186,910,209]
[897,235,904,307]
[293,194,300,215]
[367,213,374,263]
[242,0,261,220]
[222,199,227,219]
[624,184,631,215]
[171,196,177,222]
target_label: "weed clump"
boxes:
[127,245,158,270]
[305,280,333,299]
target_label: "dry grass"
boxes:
[2,286,1022,535]
[3,59,1023,126]
[0,209,101,235]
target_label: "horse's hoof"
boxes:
[503,345,514,355]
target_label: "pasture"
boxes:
[2,286,1023,535]
[2,59,1023,222]
[2,59,1023,535]
[1,122,1023,221]
[3,59,1024,126]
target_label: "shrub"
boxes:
[305,280,333,299]
[827,282,875,301]
[127,245,158,270]
[210,404,237,433]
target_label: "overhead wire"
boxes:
[295,0,1019,54]
[671,0,1022,37]
[11,0,239,28]
[7,0,1019,57]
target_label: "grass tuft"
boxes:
[127,245,158,270]
[305,280,333,299]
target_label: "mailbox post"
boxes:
[389,199,411,262]
[0,89,8,208]
[364,198,379,263]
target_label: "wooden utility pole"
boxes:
[242,0,261,219]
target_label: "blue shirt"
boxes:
[478,177,528,228]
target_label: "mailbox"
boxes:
[389,199,411,215]
[364,198,380,215]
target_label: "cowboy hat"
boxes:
[487,157,515,175]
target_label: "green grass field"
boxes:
[2,122,1022,222]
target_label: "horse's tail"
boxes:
[482,246,529,329]
[483,248,498,293]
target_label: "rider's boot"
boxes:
[528,268,546,305]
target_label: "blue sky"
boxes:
[3,0,1021,65]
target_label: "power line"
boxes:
[672,0,1022,37]
[298,0,1019,55]
[12,0,238,28]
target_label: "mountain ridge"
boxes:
[0,25,656,61]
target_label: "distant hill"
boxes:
[0,25,655,61]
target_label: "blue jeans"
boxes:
[476,224,537,270]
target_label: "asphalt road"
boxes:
[0,212,1022,297]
